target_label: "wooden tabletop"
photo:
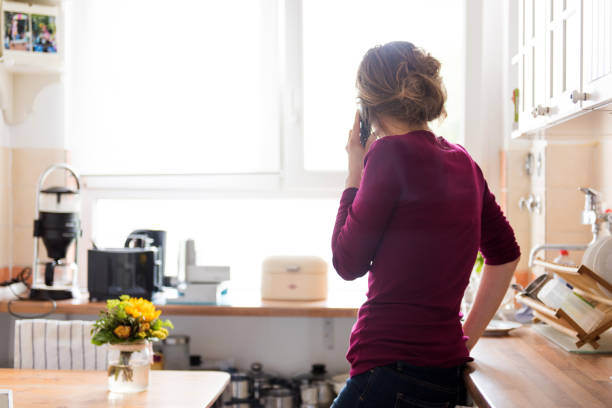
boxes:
[465,326,612,408]
[0,293,361,318]
[0,369,230,408]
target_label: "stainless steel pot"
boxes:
[263,387,294,408]
[299,381,333,408]
[230,372,252,400]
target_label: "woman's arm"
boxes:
[462,257,519,351]
[331,112,400,280]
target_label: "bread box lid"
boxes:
[262,256,328,276]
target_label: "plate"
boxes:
[582,238,606,270]
[591,236,612,297]
[483,320,522,336]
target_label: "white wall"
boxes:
[464,0,506,194]
[10,79,65,149]
[0,314,355,376]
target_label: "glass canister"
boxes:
[162,335,191,370]
[107,341,152,393]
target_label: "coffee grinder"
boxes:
[30,163,82,300]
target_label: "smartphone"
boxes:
[358,106,371,147]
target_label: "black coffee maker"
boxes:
[87,229,166,301]
[30,164,82,301]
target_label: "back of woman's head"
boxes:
[357,41,447,126]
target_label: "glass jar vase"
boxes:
[107,341,152,393]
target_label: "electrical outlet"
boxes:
[323,318,334,350]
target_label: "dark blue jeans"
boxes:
[331,362,468,408]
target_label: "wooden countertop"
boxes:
[465,326,612,408]
[0,295,360,318]
[0,369,229,408]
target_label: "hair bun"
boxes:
[357,41,447,125]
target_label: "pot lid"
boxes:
[41,187,78,195]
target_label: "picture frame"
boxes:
[0,389,13,408]
[1,1,61,69]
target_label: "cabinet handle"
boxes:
[570,90,588,104]
[518,196,528,211]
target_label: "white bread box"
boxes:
[261,256,328,301]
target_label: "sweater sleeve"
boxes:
[479,180,521,265]
[331,138,401,280]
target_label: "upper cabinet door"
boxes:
[582,0,612,109]
[546,0,583,121]
[518,0,549,133]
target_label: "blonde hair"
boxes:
[356,41,447,126]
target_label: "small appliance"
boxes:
[30,163,82,301]
[87,230,166,301]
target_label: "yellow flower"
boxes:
[124,304,142,319]
[151,330,167,340]
[114,325,131,339]
[125,298,160,322]
[139,323,150,333]
[143,310,161,323]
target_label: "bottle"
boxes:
[553,250,577,288]
[537,278,604,332]
[553,250,576,266]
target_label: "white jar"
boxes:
[537,279,604,332]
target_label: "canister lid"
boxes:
[163,335,190,345]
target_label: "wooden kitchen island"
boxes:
[0,369,229,407]
[466,327,612,408]
[2,300,612,407]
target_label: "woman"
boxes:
[331,41,520,407]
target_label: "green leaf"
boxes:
[107,299,119,310]
[151,319,162,330]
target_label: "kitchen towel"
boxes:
[13,319,107,370]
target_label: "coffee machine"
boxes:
[30,164,82,301]
[88,229,166,301]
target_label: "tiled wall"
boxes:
[0,147,10,280]
[502,140,532,286]
[536,109,612,267]
[11,148,68,269]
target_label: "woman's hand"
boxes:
[346,110,376,188]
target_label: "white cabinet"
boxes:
[517,0,548,133]
[513,0,612,137]
[582,0,612,109]
[546,0,583,122]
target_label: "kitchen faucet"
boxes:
[528,187,612,267]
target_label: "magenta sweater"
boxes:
[332,130,520,377]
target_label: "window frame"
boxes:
[72,0,471,287]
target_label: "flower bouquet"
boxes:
[91,295,173,392]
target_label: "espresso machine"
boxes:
[30,164,82,301]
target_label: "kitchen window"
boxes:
[66,0,465,292]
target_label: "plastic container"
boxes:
[537,278,604,332]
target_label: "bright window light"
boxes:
[94,198,368,295]
[303,0,465,171]
[66,0,280,175]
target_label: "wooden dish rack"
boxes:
[516,258,612,349]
